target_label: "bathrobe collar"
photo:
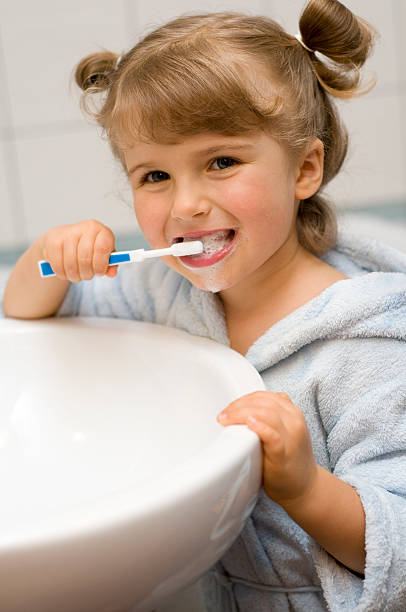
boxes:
[188,229,406,373]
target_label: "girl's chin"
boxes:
[180,266,233,293]
[188,274,231,293]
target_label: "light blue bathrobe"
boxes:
[52,230,406,610]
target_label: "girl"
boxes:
[3,1,406,610]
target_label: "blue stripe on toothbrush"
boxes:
[39,261,55,277]
[108,252,131,265]
[39,251,131,277]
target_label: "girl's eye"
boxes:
[211,157,238,170]
[142,170,169,184]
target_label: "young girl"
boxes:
[3,1,406,610]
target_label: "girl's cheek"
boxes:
[220,176,260,210]
[222,174,273,219]
[133,200,167,244]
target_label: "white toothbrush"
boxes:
[38,240,203,278]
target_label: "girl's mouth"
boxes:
[174,229,238,268]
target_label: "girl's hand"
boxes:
[217,391,318,508]
[40,219,117,282]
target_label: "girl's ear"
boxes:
[295,138,324,200]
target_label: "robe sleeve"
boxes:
[57,258,179,322]
[314,337,406,611]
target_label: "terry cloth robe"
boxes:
[55,228,406,612]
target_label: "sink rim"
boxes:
[0,316,263,552]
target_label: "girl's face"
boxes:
[124,131,305,293]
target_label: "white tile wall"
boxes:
[135,0,265,38]
[391,0,406,90]
[0,143,18,247]
[0,0,128,126]
[16,129,136,242]
[0,0,405,254]
[325,93,406,207]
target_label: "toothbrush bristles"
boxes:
[171,240,203,256]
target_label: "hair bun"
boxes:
[299,0,377,98]
[74,50,119,92]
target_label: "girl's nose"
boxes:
[170,190,212,221]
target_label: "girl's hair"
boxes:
[74,0,376,255]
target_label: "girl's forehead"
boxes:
[126,131,261,152]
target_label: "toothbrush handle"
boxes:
[37,242,199,277]
[38,251,135,278]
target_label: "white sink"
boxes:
[0,317,263,612]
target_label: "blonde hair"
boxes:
[74,0,376,255]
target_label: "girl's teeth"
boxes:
[183,230,234,255]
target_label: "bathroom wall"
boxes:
[0,0,405,259]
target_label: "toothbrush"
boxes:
[38,240,203,278]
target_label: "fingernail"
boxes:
[217,412,227,422]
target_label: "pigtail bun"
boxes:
[74,50,119,92]
[299,0,377,98]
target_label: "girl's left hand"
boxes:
[217,391,318,508]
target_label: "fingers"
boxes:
[92,228,115,276]
[63,234,81,282]
[246,414,283,448]
[217,392,291,465]
[44,234,69,280]
[218,391,317,506]
[218,391,296,426]
[77,232,97,280]
[42,220,116,282]
[217,390,306,448]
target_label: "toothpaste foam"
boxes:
[184,230,233,256]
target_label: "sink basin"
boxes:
[0,317,263,612]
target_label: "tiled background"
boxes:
[0,0,405,259]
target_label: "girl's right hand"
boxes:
[40,219,117,282]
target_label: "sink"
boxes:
[0,317,263,612]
